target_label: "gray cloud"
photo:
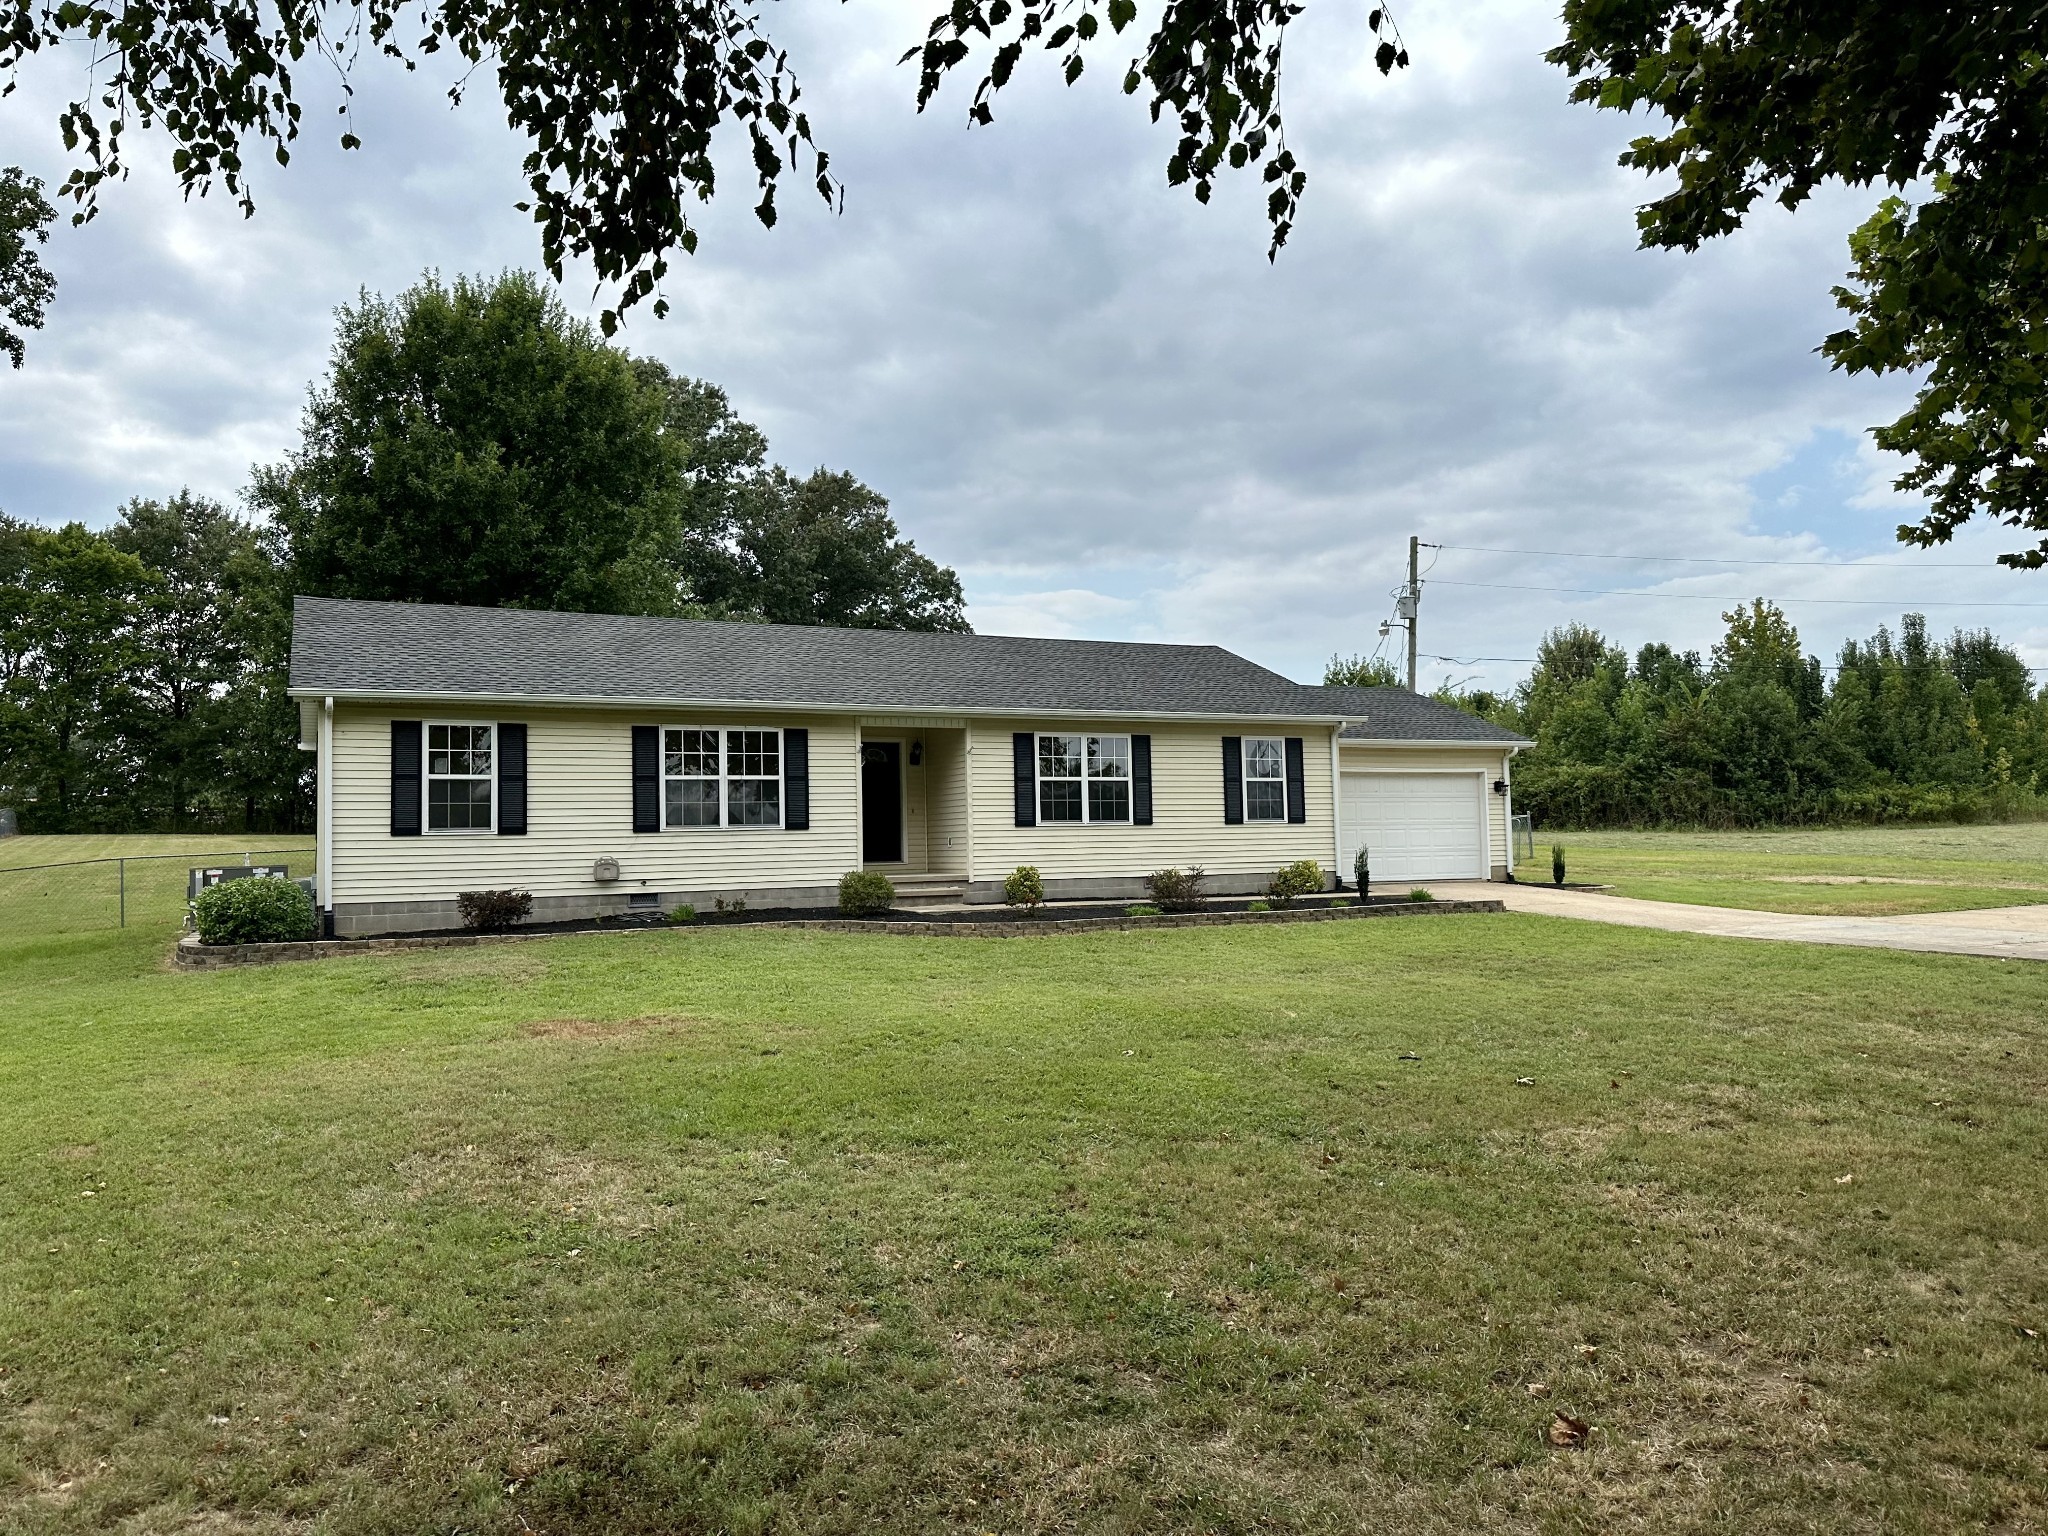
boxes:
[2,0,2040,691]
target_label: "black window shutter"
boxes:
[631,725,659,833]
[1131,733,1153,825]
[1012,732,1037,827]
[390,720,422,836]
[1221,736,1243,825]
[1285,736,1307,824]
[784,727,809,830]
[497,723,527,835]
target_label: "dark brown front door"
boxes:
[861,742,902,863]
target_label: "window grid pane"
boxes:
[1245,738,1284,779]
[1245,781,1287,822]
[1040,779,1083,823]
[426,724,492,829]
[1038,735,1082,781]
[1089,779,1131,823]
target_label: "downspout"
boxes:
[1329,725,1345,888]
[963,723,974,892]
[1502,746,1517,881]
[319,696,334,935]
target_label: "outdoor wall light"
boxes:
[1492,779,1509,795]
[910,739,923,766]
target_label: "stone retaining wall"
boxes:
[173,898,1505,970]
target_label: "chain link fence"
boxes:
[1511,813,1534,870]
[0,849,319,939]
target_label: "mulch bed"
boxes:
[173,892,1505,968]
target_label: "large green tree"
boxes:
[0,518,149,828]
[106,492,269,827]
[697,467,969,631]
[0,165,55,368]
[263,271,969,629]
[256,272,692,615]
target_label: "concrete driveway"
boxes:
[1426,881,2048,962]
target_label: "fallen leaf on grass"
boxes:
[1514,1077,1535,1087]
[1835,1174,1854,1185]
[1525,1382,1551,1398]
[2019,1326,2040,1339]
[1575,1344,1598,1360]
[1546,1412,1590,1448]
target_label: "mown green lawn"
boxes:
[1539,822,2048,916]
[2,913,2044,1534]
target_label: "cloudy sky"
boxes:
[3,0,2043,692]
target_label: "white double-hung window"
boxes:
[426,723,494,831]
[663,727,782,828]
[1037,733,1132,824]
[1243,736,1287,822]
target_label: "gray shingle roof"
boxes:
[1338,687,1530,745]
[288,597,1391,720]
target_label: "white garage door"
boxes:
[1340,772,1487,882]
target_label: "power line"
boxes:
[1435,542,2005,571]
[1431,578,2048,610]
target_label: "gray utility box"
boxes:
[187,864,292,903]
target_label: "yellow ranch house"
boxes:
[289,598,1528,935]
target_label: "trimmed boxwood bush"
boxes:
[838,870,895,916]
[194,876,317,945]
[457,889,533,932]
[1003,865,1045,910]
[1265,858,1323,909]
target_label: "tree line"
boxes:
[1335,600,2048,829]
[0,272,968,834]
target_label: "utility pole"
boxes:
[1404,535,1420,691]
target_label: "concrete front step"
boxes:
[888,875,968,908]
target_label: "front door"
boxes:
[861,741,903,863]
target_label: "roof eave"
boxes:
[286,685,1357,725]
[1341,736,1530,749]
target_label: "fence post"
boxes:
[119,858,126,928]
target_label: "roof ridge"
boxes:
[291,594,1263,659]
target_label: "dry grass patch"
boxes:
[519,1013,701,1041]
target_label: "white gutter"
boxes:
[1340,737,1533,750]
[283,687,1361,727]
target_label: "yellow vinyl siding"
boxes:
[1339,743,1513,869]
[329,704,857,904]
[966,720,1339,882]
[921,731,970,875]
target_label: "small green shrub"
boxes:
[457,889,533,932]
[193,876,317,945]
[1353,845,1370,900]
[1125,903,1161,917]
[838,870,895,917]
[1145,866,1207,912]
[1265,858,1323,909]
[1552,843,1567,886]
[1247,899,1271,912]
[1003,865,1045,909]
[714,895,748,914]
[666,903,697,925]
[1407,887,1435,903]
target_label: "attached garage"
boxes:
[1334,689,1529,883]
[1340,770,1488,882]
